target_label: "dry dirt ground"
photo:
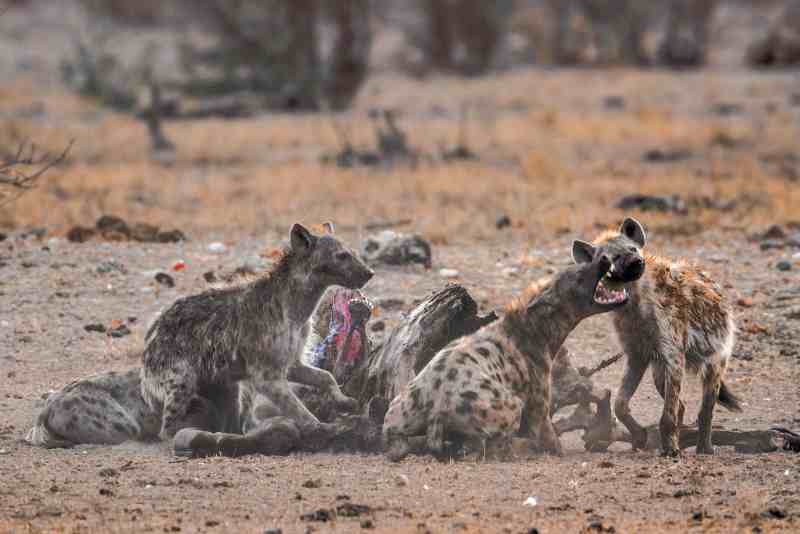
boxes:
[1,3,800,532]
[0,228,799,534]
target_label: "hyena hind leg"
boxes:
[696,363,722,455]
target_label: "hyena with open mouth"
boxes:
[574,217,741,456]
[382,247,629,461]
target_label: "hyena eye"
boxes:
[335,251,349,262]
[628,246,638,253]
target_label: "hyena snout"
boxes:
[611,254,645,282]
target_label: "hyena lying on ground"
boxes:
[28,223,373,455]
[26,287,374,449]
[382,249,629,461]
[573,217,741,456]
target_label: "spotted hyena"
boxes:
[138,222,373,456]
[573,217,741,456]
[382,249,629,461]
[26,285,374,450]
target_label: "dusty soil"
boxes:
[1,227,799,534]
[0,2,799,532]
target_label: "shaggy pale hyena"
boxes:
[573,217,741,456]
[382,249,629,461]
[140,222,373,456]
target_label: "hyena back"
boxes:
[140,222,373,455]
[26,368,160,448]
[573,217,741,456]
[383,249,627,461]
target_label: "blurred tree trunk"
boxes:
[420,0,456,71]
[325,0,372,110]
[658,0,717,67]
[283,0,320,109]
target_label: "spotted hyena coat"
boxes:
[383,249,627,461]
[574,217,741,456]
[138,223,373,456]
[26,368,161,448]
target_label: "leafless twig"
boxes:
[0,140,73,205]
[579,351,624,378]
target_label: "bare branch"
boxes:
[0,140,73,205]
[579,351,624,378]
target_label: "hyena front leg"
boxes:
[652,361,687,429]
[524,361,562,455]
[658,357,685,457]
[696,362,722,455]
[288,361,358,412]
[614,354,649,450]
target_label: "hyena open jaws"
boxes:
[139,222,373,456]
[574,217,741,456]
[382,249,628,461]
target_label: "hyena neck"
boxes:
[503,287,579,362]
[248,250,327,326]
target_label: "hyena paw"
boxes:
[173,428,220,458]
[631,429,648,451]
[659,446,682,458]
[695,443,716,455]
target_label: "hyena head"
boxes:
[571,217,646,306]
[290,222,374,290]
[548,238,629,318]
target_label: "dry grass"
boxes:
[1,69,798,243]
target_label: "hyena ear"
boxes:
[572,240,596,264]
[620,217,646,247]
[290,223,316,254]
[321,221,335,235]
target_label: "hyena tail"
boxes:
[25,405,73,449]
[717,380,743,412]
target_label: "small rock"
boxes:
[337,503,372,517]
[300,509,333,522]
[760,224,787,240]
[66,226,96,243]
[439,268,459,278]
[108,324,131,338]
[84,323,107,334]
[155,272,175,288]
[99,488,114,497]
[302,479,322,489]
[203,271,217,283]
[643,148,692,163]
[205,520,219,527]
[264,529,283,534]
[361,231,432,268]
[360,519,374,529]
[711,102,742,116]
[157,229,186,243]
[99,468,119,478]
[615,194,687,214]
[603,95,625,110]
[394,474,409,487]
[764,507,787,519]
[736,297,754,307]
[208,242,227,254]
[96,261,126,275]
[523,496,538,507]
[496,215,511,230]
[776,260,792,271]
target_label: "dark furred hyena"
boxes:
[382,250,628,461]
[141,222,373,455]
[573,217,741,456]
